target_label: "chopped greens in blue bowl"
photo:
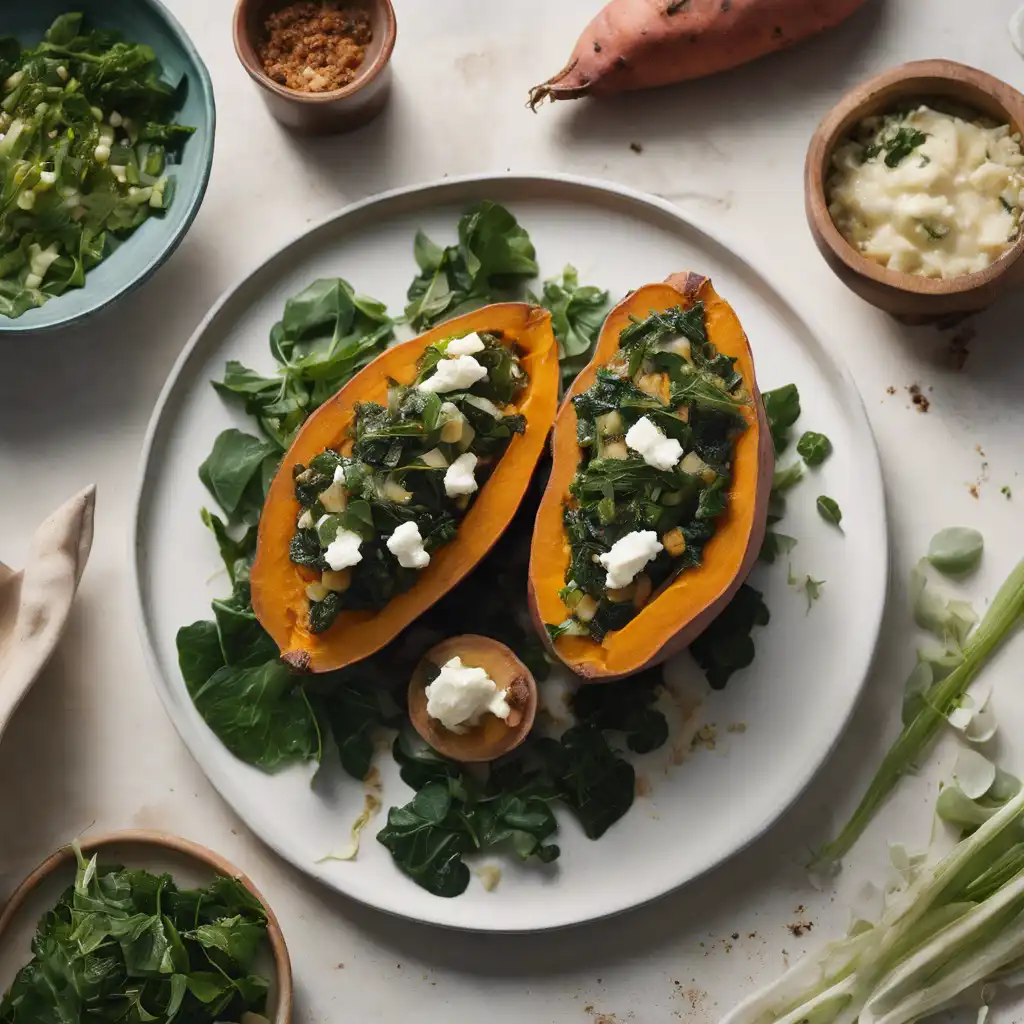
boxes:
[0,1,214,333]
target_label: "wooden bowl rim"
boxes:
[408,633,539,764]
[232,0,396,107]
[0,830,293,1024]
[805,58,1024,299]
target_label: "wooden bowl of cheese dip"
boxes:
[805,60,1024,323]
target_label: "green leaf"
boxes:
[376,782,473,898]
[176,621,225,691]
[183,916,265,971]
[759,532,797,565]
[796,430,832,466]
[816,495,843,527]
[190,662,322,772]
[198,429,278,522]
[762,384,801,453]
[772,462,804,492]
[689,583,770,688]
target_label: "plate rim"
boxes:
[0,0,217,336]
[130,171,889,932]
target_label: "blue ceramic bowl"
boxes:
[1,0,215,334]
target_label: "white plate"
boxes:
[133,173,887,932]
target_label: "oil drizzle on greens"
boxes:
[548,301,750,643]
[0,844,271,1024]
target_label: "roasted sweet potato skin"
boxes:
[529,0,868,105]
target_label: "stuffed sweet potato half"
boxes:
[529,273,772,681]
[252,303,559,674]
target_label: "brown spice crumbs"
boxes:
[630,141,644,154]
[907,384,930,413]
[787,920,813,937]
[260,2,372,94]
[886,385,896,395]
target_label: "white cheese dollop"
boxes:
[828,105,1024,279]
[599,530,663,590]
[625,416,683,471]
[417,355,488,393]
[444,452,479,497]
[386,520,430,569]
[445,332,486,356]
[324,528,363,571]
[424,656,510,733]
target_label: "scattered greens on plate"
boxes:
[0,13,195,318]
[0,844,271,1024]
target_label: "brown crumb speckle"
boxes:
[630,141,643,154]
[907,383,930,413]
[886,385,896,395]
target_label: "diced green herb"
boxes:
[796,430,832,466]
[863,125,928,168]
[816,495,842,527]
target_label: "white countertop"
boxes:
[4,1,1024,1020]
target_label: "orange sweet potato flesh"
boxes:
[528,273,772,681]
[529,0,867,106]
[252,304,559,674]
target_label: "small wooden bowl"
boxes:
[0,831,292,1023]
[233,0,396,135]
[805,60,1024,323]
[408,635,538,763]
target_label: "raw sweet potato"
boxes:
[529,0,868,107]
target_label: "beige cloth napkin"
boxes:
[0,486,95,744]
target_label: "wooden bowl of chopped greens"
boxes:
[0,1,215,333]
[0,831,292,1023]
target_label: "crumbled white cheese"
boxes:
[444,453,478,497]
[324,528,363,571]
[625,416,683,471]
[445,332,486,356]
[417,355,488,393]
[599,530,663,589]
[387,521,430,569]
[93,143,110,163]
[425,656,510,733]
[829,105,1024,279]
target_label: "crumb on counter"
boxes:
[907,383,930,412]
[259,2,372,93]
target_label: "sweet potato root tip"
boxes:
[527,59,588,110]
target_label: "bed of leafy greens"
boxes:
[0,844,271,1024]
[289,331,529,635]
[0,13,195,318]
[173,201,833,897]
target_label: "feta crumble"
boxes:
[445,332,486,356]
[417,355,488,393]
[599,530,663,589]
[625,416,683,471]
[425,656,510,733]
[324,528,363,571]
[444,452,479,498]
[387,520,430,569]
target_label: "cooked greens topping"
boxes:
[0,13,195,319]
[547,302,750,643]
[0,844,271,1024]
[291,331,529,635]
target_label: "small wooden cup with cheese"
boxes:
[408,635,538,763]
